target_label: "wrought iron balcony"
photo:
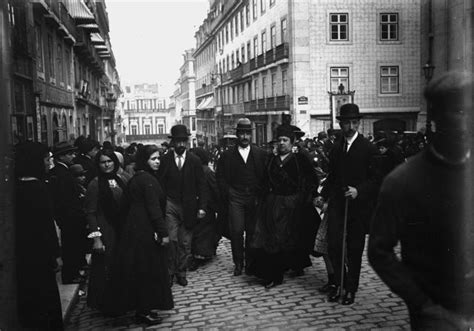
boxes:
[222,103,245,115]
[274,43,289,62]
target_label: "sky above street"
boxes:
[106,0,209,98]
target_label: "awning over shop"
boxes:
[196,96,215,110]
[90,33,105,45]
[76,23,100,33]
[94,45,108,50]
[196,97,208,110]
[204,96,215,109]
[64,0,95,23]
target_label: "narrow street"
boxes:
[66,239,409,330]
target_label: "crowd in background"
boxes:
[14,70,472,330]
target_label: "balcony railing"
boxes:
[249,59,257,71]
[58,2,77,41]
[274,43,289,62]
[230,65,243,81]
[244,95,290,112]
[222,103,244,115]
[257,54,265,68]
[244,101,252,113]
[126,133,168,142]
[195,84,213,97]
[46,0,60,18]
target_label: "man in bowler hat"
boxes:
[321,103,379,304]
[49,141,87,284]
[216,118,267,276]
[157,124,208,286]
[369,71,474,329]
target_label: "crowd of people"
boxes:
[14,71,473,330]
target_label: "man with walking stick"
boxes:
[321,104,379,305]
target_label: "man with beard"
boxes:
[157,124,207,287]
[321,104,379,305]
[369,71,474,329]
[216,118,267,276]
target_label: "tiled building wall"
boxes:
[292,0,422,136]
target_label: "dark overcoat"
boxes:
[107,170,173,314]
[157,151,208,229]
[16,179,63,330]
[322,134,379,223]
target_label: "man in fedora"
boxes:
[157,124,208,287]
[321,103,379,304]
[216,118,267,276]
[49,141,87,284]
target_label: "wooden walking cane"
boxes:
[339,196,349,302]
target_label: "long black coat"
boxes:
[157,151,208,229]
[192,165,221,257]
[108,170,173,314]
[322,134,379,223]
[49,162,85,227]
[16,179,63,330]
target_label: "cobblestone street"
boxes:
[66,238,409,330]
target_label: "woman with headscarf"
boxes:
[252,124,319,288]
[15,141,63,330]
[84,149,131,312]
[109,144,173,326]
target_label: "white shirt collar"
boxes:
[238,145,250,163]
[174,150,186,160]
[345,131,359,151]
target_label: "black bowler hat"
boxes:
[169,124,191,139]
[52,141,77,157]
[337,103,363,120]
[276,124,296,140]
[235,118,254,132]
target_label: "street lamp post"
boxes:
[422,62,435,140]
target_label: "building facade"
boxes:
[194,15,218,146]
[120,83,175,146]
[194,0,422,144]
[176,49,198,147]
[420,0,473,130]
[7,0,120,146]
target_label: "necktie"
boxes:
[343,140,348,153]
[177,156,183,170]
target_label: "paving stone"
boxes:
[65,238,410,330]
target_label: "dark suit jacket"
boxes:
[215,144,268,200]
[49,162,84,228]
[322,133,379,219]
[157,151,208,229]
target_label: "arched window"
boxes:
[52,113,59,144]
[41,115,48,144]
[61,114,68,141]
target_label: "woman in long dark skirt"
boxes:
[188,148,221,270]
[84,149,130,312]
[252,124,319,288]
[108,144,173,326]
[15,141,63,330]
